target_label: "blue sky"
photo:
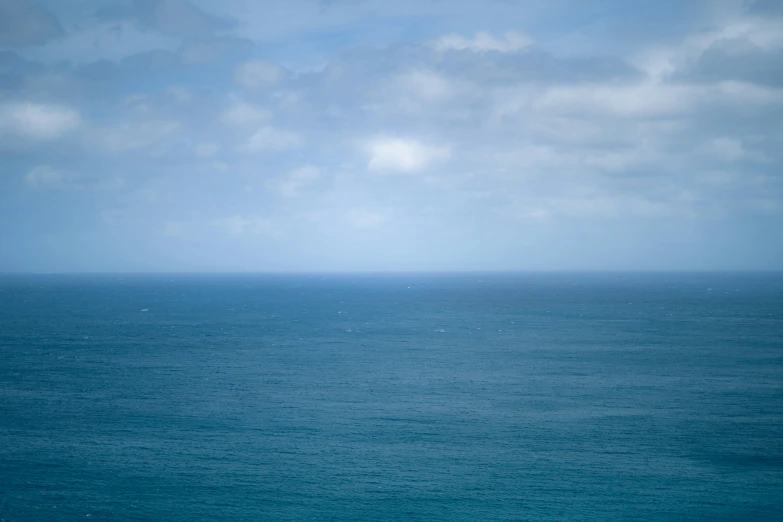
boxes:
[1,0,782,271]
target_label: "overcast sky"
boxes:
[1,0,782,272]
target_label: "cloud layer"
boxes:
[1,0,781,271]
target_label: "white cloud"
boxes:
[533,83,698,118]
[100,120,181,153]
[366,137,451,173]
[745,198,782,215]
[700,137,746,162]
[378,70,460,114]
[502,193,694,223]
[273,165,321,197]
[166,87,192,103]
[221,101,271,126]
[0,102,81,140]
[395,70,454,102]
[234,59,285,90]
[211,161,230,173]
[432,30,532,53]
[195,142,220,158]
[24,165,64,188]
[347,209,388,230]
[163,214,281,239]
[714,81,783,105]
[496,81,783,121]
[162,220,187,238]
[583,148,654,172]
[696,137,769,163]
[211,215,278,236]
[241,126,305,152]
[4,2,783,272]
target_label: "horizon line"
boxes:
[2,269,783,276]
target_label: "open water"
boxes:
[1,273,782,521]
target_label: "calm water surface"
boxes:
[1,273,782,521]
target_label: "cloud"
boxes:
[699,137,746,162]
[685,44,783,87]
[635,13,783,82]
[493,80,783,121]
[0,102,81,140]
[366,137,451,173]
[347,208,388,230]
[100,120,181,154]
[221,101,272,126]
[162,215,280,238]
[178,36,253,65]
[133,0,234,38]
[179,36,253,66]
[503,194,693,223]
[532,83,698,118]
[1,0,782,271]
[395,70,453,101]
[0,0,64,46]
[378,69,459,113]
[272,165,322,197]
[696,137,769,163]
[750,0,783,17]
[211,215,278,236]
[234,59,286,90]
[241,126,305,152]
[162,220,188,237]
[431,31,532,53]
[195,142,220,158]
[24,165,64,188]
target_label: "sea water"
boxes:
[1,273,781,521]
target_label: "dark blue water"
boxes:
[1,273,782,521]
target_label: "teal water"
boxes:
[1,273,782,521]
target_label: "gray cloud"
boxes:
[748,0,783,16]
[678,39,783,87]
[0,0,64,46]
[133,0,235,38]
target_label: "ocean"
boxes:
[1,273,781,521]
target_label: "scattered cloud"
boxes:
[100,120,181,154]
[699,137,746,162]
[366,137,451,173]
[234,59,286,90]
[211,215,278,236]
[241,126,305,152]
[24,164,64,188]
[431,31,532,53]
[133,0,235,38]
[178,36,253,65]
[395,70,453,102]
[195,142,220,158]
[1,3,782,270]
[0,102,81,140]
[273,165,322,197]
[347,208,388,230]
[636,16,783,82]
[532,83,698,118]
[221,101,272,126]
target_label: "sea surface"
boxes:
[1,273,782,521]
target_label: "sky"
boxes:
[1,0,782,272]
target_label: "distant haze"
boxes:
[1,0,782,272]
